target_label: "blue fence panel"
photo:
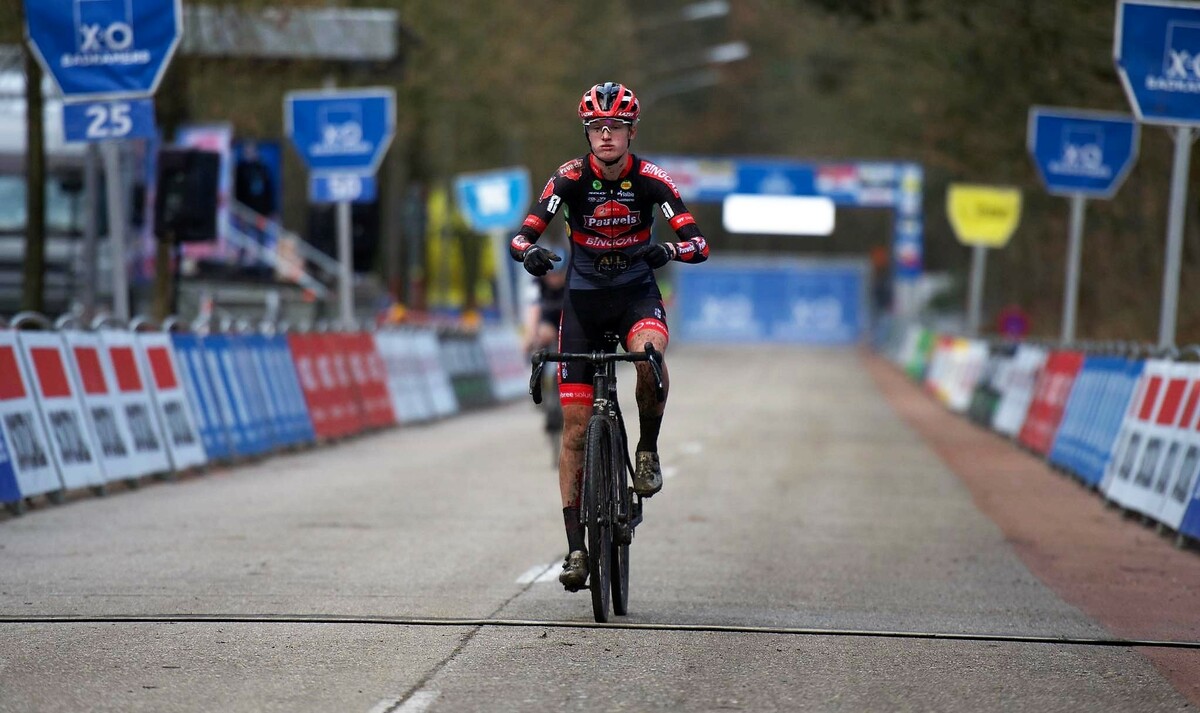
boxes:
[201,334,270,458]
[171,333,233,462]
[1048,356,1143,486]
[675,258,868,345]
[269,334,316,445]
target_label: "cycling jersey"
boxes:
[510,153,709,290]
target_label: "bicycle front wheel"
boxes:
[583,415,615,623]
[611,420,631,615]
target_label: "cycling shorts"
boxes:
[558,282,668,405]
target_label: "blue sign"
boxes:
[1116,0,1200,125]
[285,88,396,175]
[454,167,531,232]
[1027,107,1140,198]
[24,0,182,99]
[63,97,156,142]
[675,259,867,345]
[309,174,378,204]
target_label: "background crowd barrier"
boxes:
[0,316,527,517]
[880,321,1200,548]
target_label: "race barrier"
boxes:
[966,345,1014,427]
[62,329,169,484]
[1017,349,1086,455]
[439,330,497,411]
[1048,354,1144,487]
[135,331,208,471]
[0,317,531,517]
[17,329,106,492]
[882,320,1200,547]
[991,345,1047,437]
[0,330,66,508]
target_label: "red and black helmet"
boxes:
[578,82,640,125]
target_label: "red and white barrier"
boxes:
[62,330,168,482]
[1101,360,1199,519]
[16,331,105,490]
[374,330,435,424]
[97,329,175,476]
[0,331,62,499]
[134,332,207,470]
[1017,350,1085,455]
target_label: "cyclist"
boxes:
[509,81,709,589]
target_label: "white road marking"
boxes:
[369,689,439,713]
[663,465,679,480]
[517,561,560,584]
[397,690,439,713]
[679,441,704,455]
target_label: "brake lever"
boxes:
[529,350,546,405]
[644,344,665,402]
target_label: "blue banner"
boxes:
[1048,356,1144,486]
[266,334,315,445]
[675,259,867,345]
[201,334,270,458]
[24,0,182,99]
[170,333,232,462]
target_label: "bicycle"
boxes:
[529,332,665,622]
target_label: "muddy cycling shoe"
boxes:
[633,451,664,497]
[559,550,589,591]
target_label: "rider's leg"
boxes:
[558,398,591,589]
[628,323,670,496]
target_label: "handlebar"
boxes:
[529,344,664,405]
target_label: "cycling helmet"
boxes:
[578,82,640,125]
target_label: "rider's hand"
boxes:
[632,242,677,269]
[522,245,562,276]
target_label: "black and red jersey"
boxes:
[510,153,709,290]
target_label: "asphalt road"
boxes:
[0,345,1196,712]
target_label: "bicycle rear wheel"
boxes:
[583,415,615,622]
[611,422,631,615]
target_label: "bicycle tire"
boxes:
[583,415,614,623]
[611,421,631,615]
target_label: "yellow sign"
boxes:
[946,184,1022,248]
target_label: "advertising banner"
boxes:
[675,258,867,345]
[0,331,62,501]
[16,331,105,490]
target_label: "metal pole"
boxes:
[1062,193,1086,344]
[1158,125,1194,349]
[81,144,100,315]
[336,200,354,327]
[100,141,129,321]
[489,229,517,325]
[966,244,987,337]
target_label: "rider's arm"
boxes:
[510,160,579,261]
[641,162,710,264]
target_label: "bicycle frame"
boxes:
[529,337,663,620]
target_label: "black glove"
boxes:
[522,245,562,276]
[632,242,676,269]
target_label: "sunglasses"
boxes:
[586,119,632,134]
